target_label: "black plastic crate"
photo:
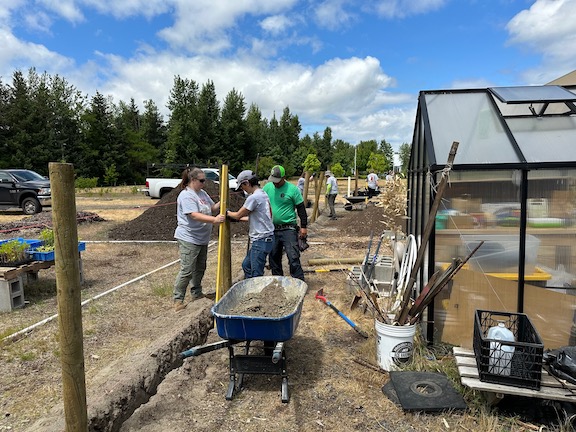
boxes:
[473,310,543,390]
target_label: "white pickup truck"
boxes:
[142,168,238,199]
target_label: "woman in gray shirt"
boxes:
[173,168,225,312]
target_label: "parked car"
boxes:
[142,168,238,199]
[0,169,52,214]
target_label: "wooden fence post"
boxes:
[49,162,87,431]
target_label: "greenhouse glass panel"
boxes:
[490,85,576,103]
[523,169,576,348]
[424,92,519,165]
[433,169,521,347]
[506,116,576,162]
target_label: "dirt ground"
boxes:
[0,184,570,431]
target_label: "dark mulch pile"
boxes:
[0,211,104,235]
[108,180,247,241]
[329,203,407,236]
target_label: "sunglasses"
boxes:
[196,178,206,183]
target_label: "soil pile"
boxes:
[108,180,247,241]
[0,211,103,234]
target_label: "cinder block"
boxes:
[0,276,25,312]
[346,265,362,294]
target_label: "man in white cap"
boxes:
[227,170,275,278]
[262,165,308,281]
[325,170,338,220]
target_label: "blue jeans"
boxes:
[269,228,305,281]
[173,240,208,301]
[242,235,274,278]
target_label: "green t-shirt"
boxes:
[263,181,304,225]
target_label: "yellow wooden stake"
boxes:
[215,164,232,302]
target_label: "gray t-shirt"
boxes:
[243,188,274,241]
[327,176,338,195]
[174,188,215,245]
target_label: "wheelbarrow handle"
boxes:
[180,340,236,358]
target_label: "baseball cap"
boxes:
[268,165,285,183]
[236,170,256,190]
[325,171,333,176]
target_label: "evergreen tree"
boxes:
[245,103,267,167]
[316,127,333,169]
[379,139,394,171]
[141,99,166,159]
[197,80,220,161]
[47,74,85,170]
[165,76,200,164]
[219,88,247,173]
[0,78,9,167]
[279,107,301,175]
[264,114,283,162]
[4,70,33,169]
[79,92,122,183]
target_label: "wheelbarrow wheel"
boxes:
[344,203,353,211]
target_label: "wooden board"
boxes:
[453,347,576,403]
[0,260,55,280]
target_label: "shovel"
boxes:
[316,289,369,338]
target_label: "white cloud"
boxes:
[506,0,576,84]
[0,28,75,79]
[157,0,297,54]
[93,52,412,146]
[37,0,84,23]
[373,0,447,19]
[313,0,356,30]
[259,14,295,36]
[0,0,25,27]
[23,11,53,33]
[78,0,170,19]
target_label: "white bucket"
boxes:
[375,319,416,371]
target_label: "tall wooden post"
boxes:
[302,171,311,206]
[49,162,87,431]
[310,171,325,223]
[216,164,232,301]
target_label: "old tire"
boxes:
[22,197,42,215]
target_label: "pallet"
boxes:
[453,347,576,404]
[0,260,55,281]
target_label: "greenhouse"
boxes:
[407,83,576,349]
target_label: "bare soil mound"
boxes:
[108,180,247,241]
[0,211,104,234]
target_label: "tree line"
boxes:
[0,68,410,185]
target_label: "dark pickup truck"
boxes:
[0,169,52,214]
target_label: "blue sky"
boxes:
[1,0,575,156]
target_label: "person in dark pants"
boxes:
[227,170,275,279]
[325,170,338,220]
[262,165,308,281]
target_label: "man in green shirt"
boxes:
[262,165,308,281]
